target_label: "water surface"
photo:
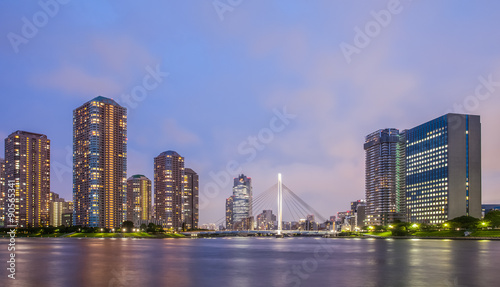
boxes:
[1,237,498,287]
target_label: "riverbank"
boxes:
[362,230,500,240]
[0,232,185,238]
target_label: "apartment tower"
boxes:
[73,96,127,228]
[126,175,152,224]
[4,131,50,227]
[154,150,184,231]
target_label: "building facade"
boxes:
[364,129,405,225]
[256,210,276,230]
[405,114,481,223]
[232,174,252,226]
[225,196,234,230]
[350,200,367,229]
[0,158,5,227]
[50,199,73,227]
[154,150,184,231]
[73,96,127,228]
[183,168,199,230]
[4,131,50,228]
[126,175,152,225]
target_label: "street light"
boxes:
[412,224,418,228]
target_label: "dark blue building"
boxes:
[405,114,481,223]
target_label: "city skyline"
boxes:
[2,2,500,225]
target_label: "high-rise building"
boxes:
[232,174,252,226]
[350,200,367,229]
[4,131,50,228]
[364,129,405,225]
[73,96,127,228]
[49,191,60,202]
[126,175,152,225]
[0,158,5,227]
[405,114,481,223]
[183,168,199,230]
[225,196,234,230]
[50,198,73,227]
[154,150,184,230]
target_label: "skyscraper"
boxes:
[73,96,127,228]
[154,150,184,230]
[183,168,199,230]
[405,113,481,223]
[127,175,152,224]
[225,196,233,230]
[232,174,252,226]
[0,158,5,227]
[364,129,405,225]
[4,131,50,227]
[350,199,367,229]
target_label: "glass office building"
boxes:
[405,114,481,223]
[232,174,252,225]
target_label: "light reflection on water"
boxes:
[0,237,499,287]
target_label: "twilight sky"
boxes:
[1,1,500,225]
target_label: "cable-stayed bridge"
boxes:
[195,174,331,237]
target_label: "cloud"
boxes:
[162,118,201,145]
[30,35,157,98]
[33,64,122,97]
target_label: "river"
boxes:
[1,237,498,287]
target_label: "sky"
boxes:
[1,0,500,225]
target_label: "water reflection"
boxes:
[0,238,499,287]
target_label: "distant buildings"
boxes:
[256,210,276,230]
[305,214,316,230]
[73,96,127,228]
[154,150,184,231]
[50,198,73,227]
[225,196,234,229]
[183,168,199,230]
[4,131,50,228]
[351,200,366,229]
[364,113,482,225]
[127,175,152,225]
[482,204,500,218]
